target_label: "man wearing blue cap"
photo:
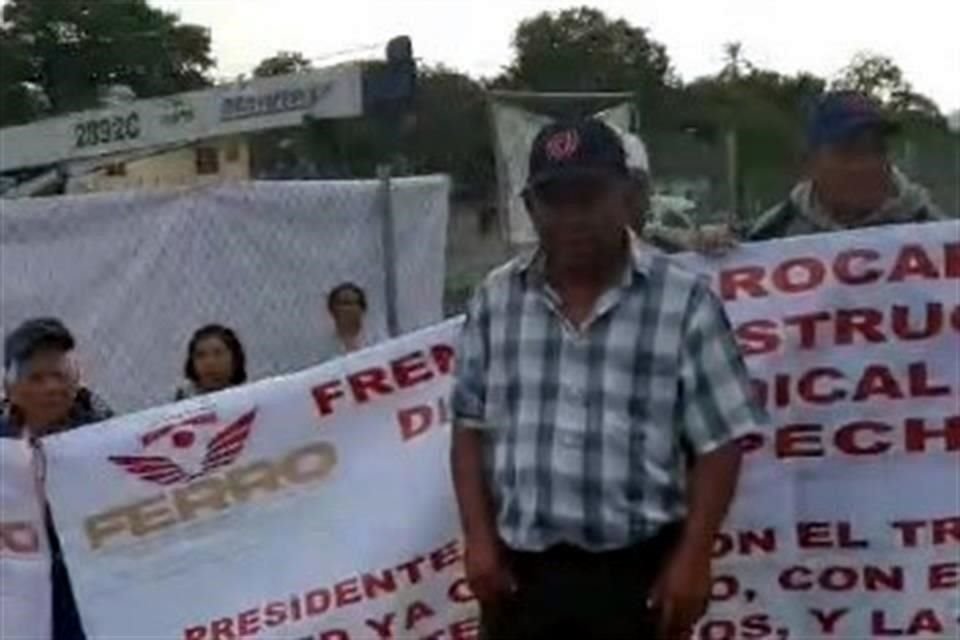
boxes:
[451,118,764,638]
[749,91,943,240]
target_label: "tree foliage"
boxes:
[833,52,943,121]
[0,0,213,126]
[498,7,673,123]
[253,51,312,78]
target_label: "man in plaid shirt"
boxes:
[451,119,764,639]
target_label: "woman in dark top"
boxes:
[174,324,247,400]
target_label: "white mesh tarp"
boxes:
[0,177,449,411]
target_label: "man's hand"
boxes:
[650,541,712,638]
[690,224,738,256]
[464,535,516,605]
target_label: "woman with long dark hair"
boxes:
[175,324,247,400]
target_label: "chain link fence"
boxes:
[0,177,449,412]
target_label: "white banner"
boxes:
[0,439,51,640]
[679,221,960,639]
[43,318,473,640]
[40,221,959,639]
[0,177,449,412]
[0,64,363,172]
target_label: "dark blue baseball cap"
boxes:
[525,118,628,192]
[807,91,898,150]
[3,317,75,371]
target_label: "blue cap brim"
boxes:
[810,117,899,149]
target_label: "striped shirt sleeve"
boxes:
[679,280,765,454]
[452,285,490,429]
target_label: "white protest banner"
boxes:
[43,318,476,640]
[41,221,959,639]
[0,438,51,640]
[679,220,959,639]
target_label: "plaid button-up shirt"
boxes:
[452,240,764,552]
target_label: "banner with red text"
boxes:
[41,221,959,639]
[0,438,51,640]
[42,318,475,640]
[679,220,959,640]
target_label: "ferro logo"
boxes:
[87,409,338,550]
[109,409,256,486]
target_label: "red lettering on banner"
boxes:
[349,368,392,402]
[892,304,944,340]
[393,352,434,388]
[237,609,259,636]
[312,381,345,417]
[889,244,940,281]
[305,588,331,615]
[780,565,903,592]
[892,517,960,547]
[184,627,207,640]
[263,602,287,627]
[798,368,846,404]
[934,517,960,544]
[449,617,481,640]
[366,612,395,639]
[398,398,450,442]
[872,609,944,636]
[311,344,456,419]
[929,562,959,590]
[810,608,850,635]
[713,528,777,558]
[905,416,960,452]
[735,320,780,356]
[718,242,956,302]
[431,344,455,375]
[947,242,960,277]
[697,616,775,640]
[396,556,428,584]
[776,425,824,458]
[835,249,882,284]
[709,575,741,602]
[783,311,832,349]
[361,569,398,599]
[406,601,436,630]
[430,540,462,571]
[210,618,233,640]
[852,365,903,401]
[797,522,869,549]
[837,308,885,345]
[908,363,951,397]
[772,257,826,293]
[719,265,766,301]
[448,577,476,603]
[320,631,349,640]
[836,422,893,455]
[798,522,833,548]
[334,578,363,607]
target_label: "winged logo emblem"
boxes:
[109,409,256,486]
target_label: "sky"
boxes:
[156,0,960,114]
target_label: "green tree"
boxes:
[498,7,673,122]
[252,51,312,78]
[408,67,492,193]
[0,0,213,126]
[833,51,942,120]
